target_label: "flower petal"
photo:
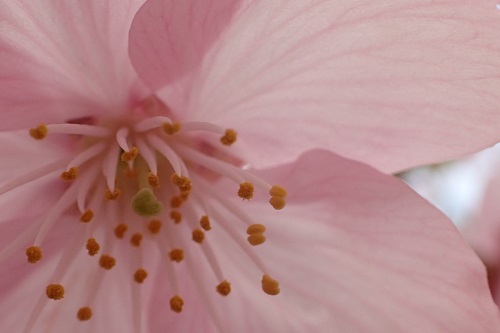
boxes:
[128,0,246,91]
[186,0,500,172]
[0,0,146,130]
[152,150,500,332]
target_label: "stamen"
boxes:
[170,211,182,224]
[269,185,287,210]
[220,129,237,146]
[147,220,162,234]
[102,145,120,191]
[130,233,143,247]
[121,147,139,162]
[247,224,266,234]
[77,307,93,321]
[45,284,65,300]
[136,138,158,175]
[29,124,48,140]
[163,122,182,135]
[170,196,184,208]
[114,224,128,239]
[216,280,231,296]
[148,172,160,189]
[269,185,287,198]
[170,295,184,313]
[26,246,42,263]
[105,188,121,200]
[80,209,94,223]
[247,234,266,246]
[115,127,131,151]
[134,115,172,132]
[238,182,254,200]
[169,249,184,263]
[269,197,286,210]
[192,229,205,243]
[147,134,184,176]
[131,188,163,217]
[261,274,280,296]
[86,238,100,256]
[99,254,116,270]
[246,224,266,246]
[171,174,192,196]
[60,167,78,182]
[200,215,211,231]
[133,268,148,284]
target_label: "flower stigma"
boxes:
[5,95,289,327]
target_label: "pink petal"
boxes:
[180,0,500,172]
[128,0,246,91]
[150,150,500,332]
[0,0,147,130]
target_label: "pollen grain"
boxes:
[99,254,116,270]
[60,167,78,181]
[192,229,205,243]
[170,295,184,313]
[238,182,254,200]
[46,284,65,300]
[200,215,211,231]
[169,248,184,263]
[86,238,100,256]
[77,307,93,321]
[114,224,128,239]
[220,129,237,146]
[29,124,48,140]
[26,246,43,263]
[134,268,148,284]
[80,209,94,223]
[261,274,280,296]
[216,280,231,296]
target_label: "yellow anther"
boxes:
[121,146,139,162]
[99,254,116,270]
[246,224,266,235]
[169,248,184,263]
[170,196,184,208]
[132,188,163,217]
[269,185,287,198]
[192,229,205,243]
[60,167,78,182]
[46,284,65,300]
[220,129,237,146]
[147,219,162,234]
[26,246,42,264]
[29,124,48,140]
[148,172,160,189]
[200,215,211,231]
[216,280,231,296]
[80,209,94,223]
[170,295,184,313]
[269,197,286,210]
[238,182,254,200]
[105,188,121,200]
[114,224,128,239]
[170,211,182,224]
[134,268,148,284]
[163,122,182,135]
[77,306,93,321]
[171,174,192,195]
[130,233,143,247]
[261,274,280,296]
[247,234,266,246]
[86,238,100,256]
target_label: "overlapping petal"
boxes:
[0,0,147,130]
[146,150,500,332]
[130,0,500,172]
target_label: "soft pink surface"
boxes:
[2,151,499,332]
[130,0,500,172]
[0,0,147,129]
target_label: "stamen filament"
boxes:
[136,138,158,175]
[0,159,67,196]
[101,145,120,191]
[66,142,107,170]
[115,127,130,151]
[180,121,226,134]
[147,134,185,176]
[134,116,173,132]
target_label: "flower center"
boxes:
[6,96,287,327]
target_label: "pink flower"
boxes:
[1,0,500,332]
